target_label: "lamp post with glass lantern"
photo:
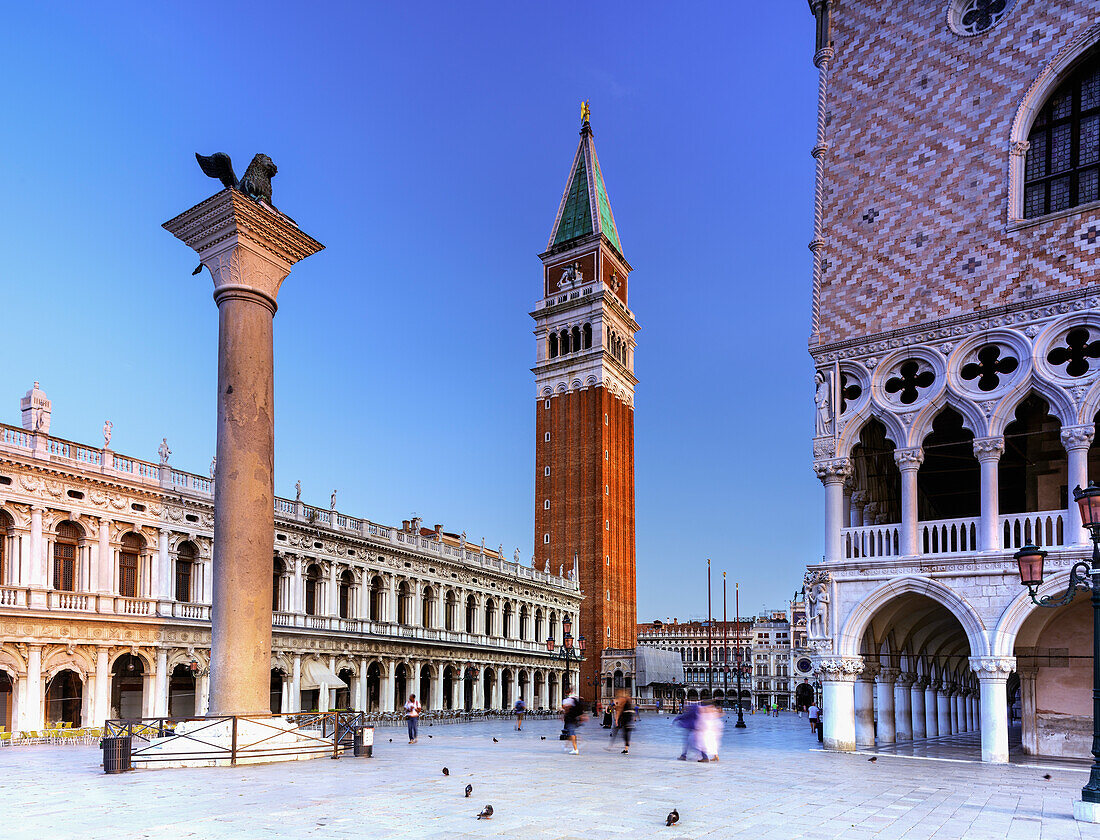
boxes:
[1014,481,1100,820]
[546,617,585,698]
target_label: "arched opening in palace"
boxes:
[53,521,83,592]
[167,664,195,718]
[304,564,321,616]
[519,606,529,641]
[338,571,354,619]
[463,669,475,711]
[534,608,544,642]
[850,418,900,527]
[1001,395,1067,518]
[419,665,431,708]
[465,595,477,634]
[548,672,559,710]
[1013,591,1092,758]
[335,668,354,709]
[397,582,411,625]
[518,670,529,703]
[445,590,457,631]
[918,408,979,521]
[369,576,384,621]
[394,663,408,709]
[442,665,455,710]
[502,603,513,638]
[421,586,434,628]
[272,557,285,612]
[483,667,496,709]
[0,671,11,730]
[484,599,497,637]
[687,689,699,701]
[175,541,197,603]
[501,669,513,708]
[548,611,559,644]
[270,669,284,714]
[111,654,144,720]
[795,681,814,710]
[119,532,144,598]
[366,663,381,712]
[45,669,82,726]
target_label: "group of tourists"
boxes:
[674,700,724,762]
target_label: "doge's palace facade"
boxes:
[0,384,580,733]
[805,1,1100,763]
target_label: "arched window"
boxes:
[397,581,410,625]
[339,570,354,619]
[549,332,558,358]
[560,329,570,355]
[370,575,384,621]
[445,590,457,631]
[176,541,196,603]
[484,598,496,636]
[503,602,514,638]
[272,557,285,612]
[519,605,529,640]
[305,564,321,616]
[571,326,581,352]
[54,521,81,592]
[119,533,142,598]
[1025,48,1100,218]
[583,323,592,349]
[466,595,477,634]
[421,585,434,628]
[0,511,11,585]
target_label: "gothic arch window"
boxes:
[54,521,82,592]
[119,532,143,598]
[548,332,558,358]
[305,563,321,616]
[1025,46,1100,218]
[176,541,197,603]
[583,323,592,349]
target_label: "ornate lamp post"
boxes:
[1015,482,1100,819]
[733,652,749,729]
[547,617,586,697]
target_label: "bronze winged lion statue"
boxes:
[195,151,278,205]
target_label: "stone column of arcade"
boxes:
[164,187,323,716]
[817,657,863,752]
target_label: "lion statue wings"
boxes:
[195,151,278,205]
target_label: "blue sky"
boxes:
[1,2,819,620]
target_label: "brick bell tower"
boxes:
[532,104,638,698]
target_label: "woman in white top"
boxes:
[404,694,422,744]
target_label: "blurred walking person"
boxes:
[674,701,700,761]
[561,692,586,755]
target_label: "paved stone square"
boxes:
[1,714,1098,839]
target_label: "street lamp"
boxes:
[733,651,748,729]
[547,618,585,697]
[1015,481,1100,812]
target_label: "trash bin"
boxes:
[353,726,374,758]
[102,735,132,774]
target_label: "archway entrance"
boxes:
[463,670,475,711]
[336,669,354,710]
[366,663,381,712]
[0,671,11,731]
[111,655,144,720]
[167,665,195,718]
[443,666,455,710]
[419,666,431,709]
[483,668,495,709]
[501,669,513,709]
[394,664,408,709]
[45,670,82,726]
[795,681,814,710]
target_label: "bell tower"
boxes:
[532,105,638,697]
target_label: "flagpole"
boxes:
[707,559,713,697]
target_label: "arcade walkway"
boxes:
[859,726,1093,772]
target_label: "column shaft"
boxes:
[822,676,857,752]
[925,685,939,737]
[911,681,926,739]
[894,678,913,741]
[895,450,923,556]
[974,438,1004,551]
[854,678,876,747]
[875,672,897,744]
[937,689,952,735]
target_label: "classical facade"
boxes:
[0,385,581,733]
[637,618,756,706]
[805,1,1100,763]
[752,611,794,710]
[533,108,638,694]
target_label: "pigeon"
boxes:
[442,767,449,776]
[868,756,877,762]
[477,805,494,820]
[465,784,473,798]
[665,809,679,827]
[540,736,546,740]
[1043,773,1052,780]
[388,738,392,743]
[493,737,499,743]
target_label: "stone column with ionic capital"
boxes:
[164,189,323,716]
[1062,425,1095,543]
[973,437,1005,551]
[970,656,1015,763]
[874,666,899,744]
[815,656,863,752]
[815,458,852,563]
[894,449,924,555]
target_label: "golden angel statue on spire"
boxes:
[580,100,591,124]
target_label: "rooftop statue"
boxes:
[195,152,278,205]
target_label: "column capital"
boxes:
[814,656,864,681]
[875,666,900,685]
[895,672,916,688]
[972,436,1006,461]
[814,457,852,485]
[858,661,880,681]
[1061,424,1096,452]
[893,448,924,471]
[910,676,927,690]
[969,656,1016,679]
[850,490,869,507]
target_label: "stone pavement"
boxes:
[1,713,1098,839]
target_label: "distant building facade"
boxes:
[0,385,581,733]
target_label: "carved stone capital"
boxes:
[815,656,863,681]
[1061,424,1095,452]
[972,436,1005,462]
[814,458,852,485]
[895,672,916,688]
[858,661,881,681]
[910,676,927,690]
[970,656,1016,678]
[893,448,924,470]
[875,666,900,685]
[1009,139,1031,157]
[850,490,869,508]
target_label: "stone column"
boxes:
[973,437,1005,551]
[431,666,443,711]
[93,646,110,726]
[154,648,169,717]
[971,657,1014,763]
[854,663,878,748]
[280,673,290,714]
[24,645,43,731]
[381,661,396,712]
[815,459,852,563]
[471,669,484,711]
[842,476,853,529]
[165,189,322,716]
[875,667,898,744]
[937,683,952,735]
[817,657,863,752]
[925,680,939,738]
[894,673,914,741]
[850,490,868,528]
[291,654,302,713]
[1063,425,1095,544]
[910,677,927,739]
[894,449,924,556]
[158,529,172,605]
[197,671,210,716]
[389,577,399,623]
[1017,666,1038,753]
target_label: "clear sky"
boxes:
[1,2,820,622]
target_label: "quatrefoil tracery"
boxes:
[960,345,1018,392]
[884,360,936,405]
[1047,328,1100,378]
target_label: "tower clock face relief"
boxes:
[797,658,813,673]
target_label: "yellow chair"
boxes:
[0,733,11,745]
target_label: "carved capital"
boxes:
[1061,424,1095,452]
[910,676,927,690]
[1009,139,1031,157]
[972,436,1005,461]
[815,656,863,681]
[875,666,900,685]
[803,569,832,588]
[970,655,1016,678]
[850,490,869,508]
[895,672,916,688]
[813,47,834,68]
[858,661,881,681]
[814,458,852,485]
[893,448,924,470]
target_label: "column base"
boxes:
[1074,800,1100,823]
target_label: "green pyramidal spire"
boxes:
[548,110,623,255]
